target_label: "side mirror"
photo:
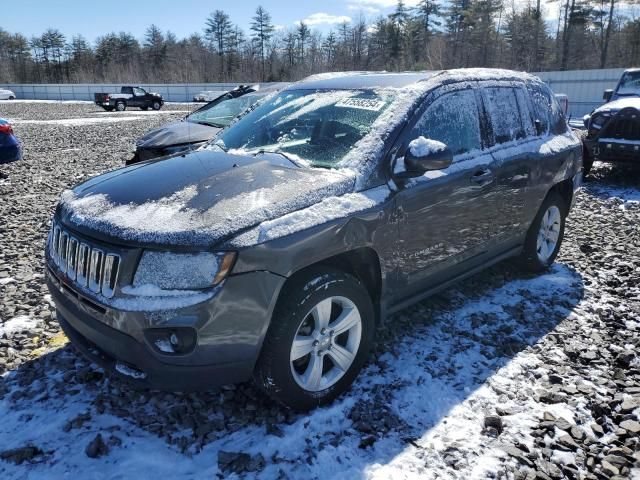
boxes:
[402,137,453,175]
[534,119,544,135]
[603,89,613,102]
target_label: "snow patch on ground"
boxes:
[589,183,640,209]
[11,117,144,126]
[0,315,40,336]
[0,264,588,479]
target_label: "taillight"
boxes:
[0,124,13,135]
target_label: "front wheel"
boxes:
[151,101,162,111]
[516,191,566,272]
[254,267,374,411]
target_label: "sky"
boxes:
[0,0,421,43]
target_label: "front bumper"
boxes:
[46,263,285,391]
[585,138,640,162]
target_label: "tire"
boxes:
[516,191,566,273]
[254,267,375,411]
[151,101,162,111]
[115,101,126,112]
[583,155,594,177]
[9,96,15,100]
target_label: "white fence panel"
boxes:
[0,69,628,116]
[533,68,626,118]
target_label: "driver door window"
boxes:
[409,89,482,157]
[133,88,146,97]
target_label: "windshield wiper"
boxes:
[190,120,225,128]
[255,149,302,167]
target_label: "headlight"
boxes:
[133,251,236,290]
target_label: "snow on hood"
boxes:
[136,120,219,149]
[592,97,640,115]
[58,150,355,248]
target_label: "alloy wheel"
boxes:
[536,205,561,262]
[290,296,362,392]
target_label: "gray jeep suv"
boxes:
[46,69,582,410]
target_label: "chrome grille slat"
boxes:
[48,221,120,299]
[88,249,104,293]
[66,238,78,281]
[59,232,69,274]
[77,243,89,287]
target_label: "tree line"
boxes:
[1,0,639,84]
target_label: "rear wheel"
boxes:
[516,191,566,272]
[583,155,594,177]
[254,267,374,411]
[115,101,126,112]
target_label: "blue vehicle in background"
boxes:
[0,118,22,165]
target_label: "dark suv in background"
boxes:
[582,68,640,174]
[46,69,581,410]
[129,83,288,164]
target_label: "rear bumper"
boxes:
[0,144,22,164]
[47,265,285,391]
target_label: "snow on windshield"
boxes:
[214,89,396,173]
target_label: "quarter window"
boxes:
[484,87,526,144]
[410,90,482,156]
[527,84,551,135]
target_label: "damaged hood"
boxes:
[136,120,220,149]
[57,149,355,248]
[593,97,640,115]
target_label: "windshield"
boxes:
[617,71,640,96]
[214,89,394,168]
[187,93,264,127]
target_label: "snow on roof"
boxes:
[296,68,541,92]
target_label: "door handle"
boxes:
[470,169,494,186]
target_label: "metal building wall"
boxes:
[532,68,626,118]
[0,68,628,117]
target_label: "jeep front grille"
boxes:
[600,107,640,142]
[49,221,120,298]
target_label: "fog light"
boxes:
[145,327,197,355]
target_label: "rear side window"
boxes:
[526,83,567,135]
[410,89,482,156]
[484,87,525,144]
[527,84,551,135]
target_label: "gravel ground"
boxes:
[0,102,638,479]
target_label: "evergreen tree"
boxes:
[250,6,275,80]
